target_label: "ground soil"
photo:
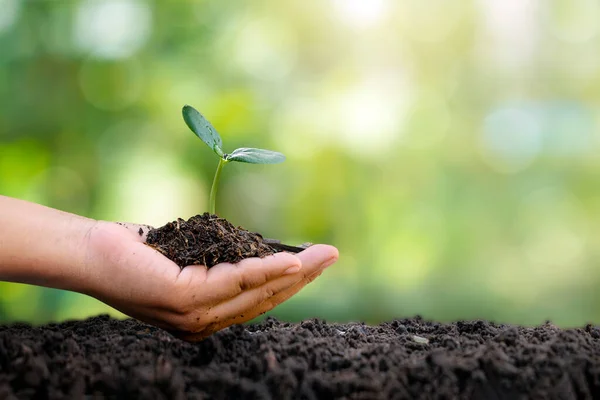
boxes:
[145,213,279,268]
[2,315,600,399]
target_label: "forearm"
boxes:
[0,195,96,292]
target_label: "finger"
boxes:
[241,267,326,322]
[295,244,339,270]
[206,245,337,317]
[186,245,339,337]
[226,246,338,322]
[178,267,329,342]
[194,263,307,326]
[176,251,301,304]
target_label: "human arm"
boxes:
[0,195,339,340]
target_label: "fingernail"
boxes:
[283,265,302,275]
[321,257,338,269]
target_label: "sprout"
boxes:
[182,105,285,215]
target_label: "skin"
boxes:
[0,195,339,341]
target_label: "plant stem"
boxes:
[209,158,227,215]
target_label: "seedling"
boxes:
[182,105,285,215]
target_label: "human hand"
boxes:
[82,221,339,341]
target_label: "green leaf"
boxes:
[226,148,286,164]
[182,105,223,156]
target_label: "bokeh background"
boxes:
[2,0,600,327]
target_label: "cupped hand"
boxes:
[82,221,338,341]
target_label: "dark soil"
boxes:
[146,213,279,268]
[2,316,600,399]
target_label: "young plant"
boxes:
[182,105,285,215]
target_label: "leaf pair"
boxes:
[182,105,285,164]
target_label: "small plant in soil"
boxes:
[145,105,307,268]
[181,104,285,215]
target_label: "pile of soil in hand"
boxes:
[146,213,277,268]
[2,316,600,399]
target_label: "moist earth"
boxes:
[2,315,600,399]
[145,213,277,268]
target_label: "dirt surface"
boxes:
[2,316,600,399]
[145,213,278,268]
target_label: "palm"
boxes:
[87,221,338,341]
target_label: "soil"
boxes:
[145,213,280,268]
[2,315,600,399]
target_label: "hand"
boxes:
[83,221,339,341]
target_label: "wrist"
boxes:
[79,221,125,297]
[52,217,99,294]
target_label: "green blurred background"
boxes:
[2,0,600,327]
